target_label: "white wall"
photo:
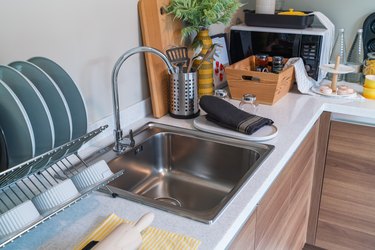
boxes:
[2,0,372,128]
[247,0,375,46]
[0,0,148,125]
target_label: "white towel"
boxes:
[283,12,335,94]
[284,57,317,94]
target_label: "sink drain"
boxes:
[154,196,182,207]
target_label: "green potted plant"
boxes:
[166,0,242,96]
[166,0,242,40]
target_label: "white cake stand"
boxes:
[319,55,355,92]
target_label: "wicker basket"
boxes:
[226,56,295,105]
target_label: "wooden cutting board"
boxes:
[138,0,183,118]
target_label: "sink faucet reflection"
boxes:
[111,46,176,153]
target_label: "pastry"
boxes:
[320,85,332,94]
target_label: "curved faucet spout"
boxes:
[111,46,175,152]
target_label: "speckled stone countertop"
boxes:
[6,85,375,250]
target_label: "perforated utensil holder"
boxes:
[169,71,200,119]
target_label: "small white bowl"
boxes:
[71,160,113,191]
[32,179,79,214]
[0,200,41,238]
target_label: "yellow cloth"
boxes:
[74,213,201,250]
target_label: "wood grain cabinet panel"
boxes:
[306,112,331,244]
[230,211,256,250]
[316,121,375,250]
[230,119,320,249]
[254,125,316,250]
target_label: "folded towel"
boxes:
[199,96,274,135]
[284,57,318,94]
[75,213,201,250]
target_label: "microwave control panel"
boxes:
[300,35,322,80]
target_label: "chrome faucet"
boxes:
[111,46,176,152]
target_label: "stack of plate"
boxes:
[0,57,88,169]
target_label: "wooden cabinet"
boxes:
[255,122,317,250]
[315,121,375,249]
[230,211,256,250]
[230,115,325,249]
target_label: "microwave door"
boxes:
[251,33,301,58]
[229,30,302,62]
[229,30,253,63]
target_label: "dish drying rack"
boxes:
[0,125,124,248]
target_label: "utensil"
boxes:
[188,55,203,73]
[187,43,203,73]
[195,44,220,71]
[93,212,154,250]
[166,46,189,72]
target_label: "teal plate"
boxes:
[0,128,8,172]
[0,66,54,156]
[28,57,88,140]
[10,61,73,147]
[0,80,34,167]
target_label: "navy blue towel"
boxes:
[199,96,274,135]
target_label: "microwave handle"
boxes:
[292,34,302,57]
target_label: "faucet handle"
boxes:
[128,129,135,147]
[114,129,123,142]
[119,129,135,148]
[114,129,135,152]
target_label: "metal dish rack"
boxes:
[0,125,124,248]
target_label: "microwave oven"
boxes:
[229,25,330,80]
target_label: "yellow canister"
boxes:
[364,75,375,89]
[363,52,375,76]
[363,87,375,99]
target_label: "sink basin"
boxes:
[95,122,273,223]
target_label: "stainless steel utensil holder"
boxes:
[0,125,124,248]
[169,70,200,119]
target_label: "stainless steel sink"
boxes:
[94,122,273,223]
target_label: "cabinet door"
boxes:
[254,122,317,250]
[230,117,321,250]
[316,121,375,249]
[230,211,256,250]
